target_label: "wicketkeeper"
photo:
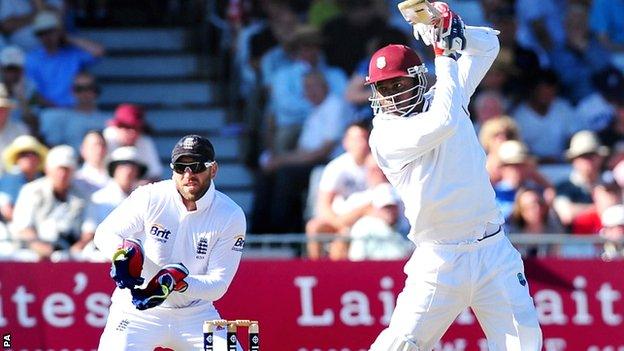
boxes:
[95,135,245,350]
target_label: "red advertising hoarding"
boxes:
[0,259,622,350]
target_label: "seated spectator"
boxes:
[576,67,624,134]
[0,82,29,174]
[78,146,146,260]
[550,4,611,104]
[103,104,162,181]
[472,90,507,133]
[589,0,624,68]
[512,70,582,162]
[508,187,565,257]
[514,0,565,68]
[600,204,624,260]
[0,0,63,50]
[74,130,109,196]
[346,156,411,261]
[0,135,47,222]
[493,140,555,220]
[251,76,353,234]
[267,25,347,153]
[572,177,623,235]
[305,122,370,259]
[39,72,109,150]
[478,116,520,182]
[0,46,39,131]
[554,131,608,226]
[10,145,87,261]
[25,11,105,107]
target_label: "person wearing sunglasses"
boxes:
[94,135,246,350]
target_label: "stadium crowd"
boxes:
[0,0,622,262]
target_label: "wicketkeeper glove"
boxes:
[431,2,466,57]
[110,238,145,289]
[130,263,189,310]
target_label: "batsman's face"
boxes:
[173,156,218,202]
[375,77,418,113]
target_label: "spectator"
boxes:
[39,72,109,150]
[508,187,565,257]
[267,25,347,153]
[11,145,86,260]
[25,11,105,107]
[346,155,411,261]
[472,90,507,132]
[252,72,351,234]
[478,116,520,182]
[304,121,370,259]
[78,146,146,260]
[0,135,47,222]
[514,0,565,67]
[598,98,624,150]
[103,104,162,181]
[512,70,582,162]
[550,4,611,104]
[589,0,624,67]
[0,46,39,131]
[493,140,555,220]
[572,180,622,235]
[0,0,63,50]
[576,67,624,134]
[74,130,109,196]
[554,130,608,226]
[600,204,624,260]
[0,82,29,174]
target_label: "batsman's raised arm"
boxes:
[457,26,500,102]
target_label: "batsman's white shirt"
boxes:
[369,27,542,350]
[94,179,246,350]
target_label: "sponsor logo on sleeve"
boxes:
[149,224,171,243]
[232,235,245,252]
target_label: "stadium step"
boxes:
[99,81,216,107]
[146,108,225,133]
[91,54,201,79]
[81,28,189,52]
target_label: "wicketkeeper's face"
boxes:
[173,156,217,202]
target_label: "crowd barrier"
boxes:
[0,259,623,350]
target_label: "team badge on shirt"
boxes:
[232,235,245,252]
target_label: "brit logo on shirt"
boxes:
[149,224,171,243]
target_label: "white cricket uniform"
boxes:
[369,27,542,350]
[94,180,245,350]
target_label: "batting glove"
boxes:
[110,238,145,289]
[130,263,189,310]
[431,2,466,57]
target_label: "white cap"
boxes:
[46,145,77,170]
[0,46,25,67]
[498,140,530,165]
[33,11,61,33]
[601,205,624,228]
[371,183,400,208]
[566,130,609,160]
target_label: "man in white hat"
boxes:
[0,0,63,50]
[10,145,87,260]
[0,82,29,174]
[554,130,609,226]
[78,146,147,260]
[0,135,47,222]
[0,45,40,129]
[25,11,105,107]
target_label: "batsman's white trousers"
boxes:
[370,231,542,351]
[98,302,243,350]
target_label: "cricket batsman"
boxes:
[94,135,245,350]
[366,2,542,349]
